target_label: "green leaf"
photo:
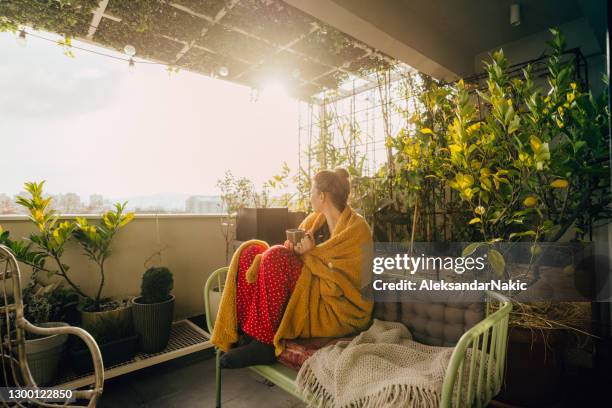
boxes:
[462,242,485,257]
[508,230,537,240]
[488,249,505,277]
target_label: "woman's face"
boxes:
[310,184,325,213]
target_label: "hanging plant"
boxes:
[0,0,98,36]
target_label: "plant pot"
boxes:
[494,326,568,407]
[78,296,134,341]
[235,207,289,245]
[131,295,175,353]
[69,333,138,375]
[14,322,69,386]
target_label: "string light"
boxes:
[11,29,172,69]
[218,66,229,77]
[124,44,137,72]
[124,44,136,57]
[15,30,26,48]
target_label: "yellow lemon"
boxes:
[523,196,537,207]
[550,179,569,188]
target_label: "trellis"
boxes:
[296,48,591,242]
[295,63,419,221]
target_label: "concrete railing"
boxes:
[0,214,231,320]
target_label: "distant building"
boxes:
[0,193,14,214]
[185,196,222,213]
[54,192,82,213]
[89,194,104,208]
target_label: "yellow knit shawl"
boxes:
[210,205,374,356]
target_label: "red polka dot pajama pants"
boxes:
[236,244,303,344]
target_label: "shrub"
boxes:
[140,267,173,304]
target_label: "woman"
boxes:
[211,168,373,368]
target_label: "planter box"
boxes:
[69,333,138,375]
[288,211,307,229]
[235,208,289,245]
[495,327,567,407]
[132,295,175,353]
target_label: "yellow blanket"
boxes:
[211,205,374,356]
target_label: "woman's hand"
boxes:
[283,239,295,253]
[294,232,315,255]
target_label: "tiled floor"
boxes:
[98,350,305,407]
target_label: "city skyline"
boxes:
[0,191,224,214]
[0,30,300,205]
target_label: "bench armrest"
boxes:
[440,291,512,408]
[204,267,228,334]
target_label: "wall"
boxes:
[0,214,230,320]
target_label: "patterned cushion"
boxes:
[277,298,485,369]
[373,299,484,347]
[278,336,354,370]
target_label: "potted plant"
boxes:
[217,169,293,246]
[11,181,138,371]
[398,29,608,406]
[131,267,174,353]
[216,170,254,263]
[72,203,134,333]
[68,203,137,369]
[7,274,78,385]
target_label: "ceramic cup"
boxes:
[286,228,305,245]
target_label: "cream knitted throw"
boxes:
[296,319,479,408]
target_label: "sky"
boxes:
[0,30,301,200]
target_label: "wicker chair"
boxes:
[0,245,104,407]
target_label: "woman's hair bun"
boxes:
[334,167,350,181]
[313,168,351,211]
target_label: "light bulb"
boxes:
[218,66,229,77]
[124,44,136,57]
[16,30,26,48]
[128,58,135,73]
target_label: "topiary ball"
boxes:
[141,267,173,304]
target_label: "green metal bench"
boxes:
[204,266,512,407]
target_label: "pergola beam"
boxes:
[169,0,240,64]
[85,0,401,100]
[86,0,109,39]
[164,0,384,93]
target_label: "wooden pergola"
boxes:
[1,0,414,101]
